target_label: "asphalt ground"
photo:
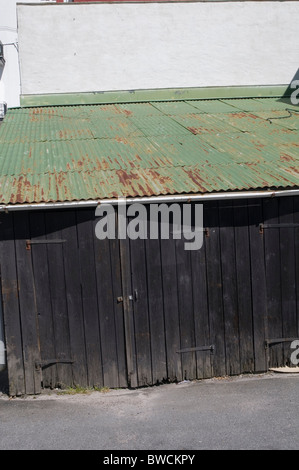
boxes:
[0,372,298,452]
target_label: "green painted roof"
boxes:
[0,97,298,204]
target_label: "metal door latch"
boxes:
[117,292,138,303]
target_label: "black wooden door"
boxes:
[118,205,213,387]
[29,209,129,391]
[126,235,168,387]
[29,211,82,389]
[120,234,181,388]
[262,198,299,370]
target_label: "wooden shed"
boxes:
[0,89,298,395]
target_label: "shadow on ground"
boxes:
[0,369,8,395]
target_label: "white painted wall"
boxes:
[17,1,299,97]
[0,0,20,108]
[0,0,53,108]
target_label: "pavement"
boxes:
[0,372,298,451]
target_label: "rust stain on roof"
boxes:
[280,153,296,162]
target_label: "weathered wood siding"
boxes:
[0,196,298,395]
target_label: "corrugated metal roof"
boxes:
[0,97,298,204]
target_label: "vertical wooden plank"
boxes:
[145,233,167,384]
[119,236,138,388]
[45,211,73,388]
[204,202,226,377]
[130,235,152,386]
[93,234,119,388]
[109,232,128,388]
[233,201,254,373]
[294,197,299,342]
[0,213,25,396]
[77,209,104,388]
[263,198,283,368]
[29,211,56,389]
[175,235,196,381]
[160,237,182,383]
[61,210,88,387]
[13,212,41,395]
[191,204,211,379]
[219,201,240,376]
[278,197,297,366]
[248,199,267,372]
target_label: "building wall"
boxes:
[1,197,298,395]
[0,0,20,108]
[0,0,54,109]
[17,1,299,98]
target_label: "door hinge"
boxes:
[265,338,299,349]
[35,358,74,370]
[177,345,215,354]
[26,239,66,250]
[259,223,299,234]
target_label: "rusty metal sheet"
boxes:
[170,113,240,135]
[151,101,202,115]
[0,97,298,205]
[249,110,299,131]
[211,112,293,133]
[185,100,240,114]
[117,102,163,117]
[0,161,297,205]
